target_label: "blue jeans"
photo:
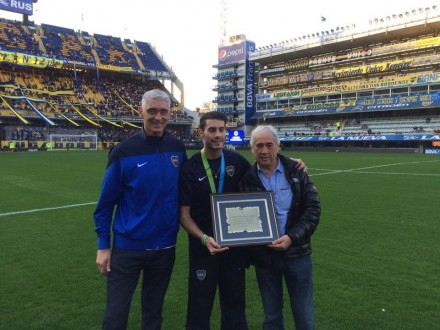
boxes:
[102,247,175,330]
[255,254,314,330]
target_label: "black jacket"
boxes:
[239,154,321,267]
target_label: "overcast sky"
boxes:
[1,0,438,109]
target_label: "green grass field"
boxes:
[0,149,439,330]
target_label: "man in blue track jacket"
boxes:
[94,89,187,330]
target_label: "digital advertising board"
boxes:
[227,130,244,145]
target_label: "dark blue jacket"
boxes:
[94,130,187,250]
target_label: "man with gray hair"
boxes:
[240,125,321,330]
[94,89,187,329]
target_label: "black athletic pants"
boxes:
[102,247,175,330]
[186,250,248,330]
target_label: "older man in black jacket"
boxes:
[240,125,321,330]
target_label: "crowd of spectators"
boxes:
[97,126,134,142]
[413,126,425,133]
[0,65,193,124]
[0,17,195,140]
[1,125,109,141]
[2,123,195,144]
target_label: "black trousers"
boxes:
[102,247,175,330]
[186,250,248,330]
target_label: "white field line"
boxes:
[342,171,440,176]
[1,160,439,217]
[0,202,97,218]
[310,160,440,177]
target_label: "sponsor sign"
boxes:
[66,60,95,67]
[0,0,33,15]
[218,42,246,66]
[227,130,244,145]
[245,61,255,125]
[425,148,440,154]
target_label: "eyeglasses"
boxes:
[146,108,169,116]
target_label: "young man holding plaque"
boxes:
[178,111,251,329]
[239,125,321,330]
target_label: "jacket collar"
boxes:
[252,154,297,173]
[140,128,168,143]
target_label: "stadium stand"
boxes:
[0,16,194,151]
[92,34,139,69]
[240,5,440,152]
[0,18,41,55]
[40,23,94,63]
[135,40,169,72]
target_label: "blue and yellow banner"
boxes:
[97,63,134,72]
[0,51,63,69]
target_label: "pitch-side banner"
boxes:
[280,135,440,142]
[0,0,33,15]
[243,135,440,142]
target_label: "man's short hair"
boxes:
[250,125,280,147]
[141,89,171,109]
[199,111,228,130]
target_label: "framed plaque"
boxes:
[210,192,280,247]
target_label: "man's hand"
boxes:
[268,235,292,251]
[96,249,111,276]
[293,158,307,172]
[206,236,229,256]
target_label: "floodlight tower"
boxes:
[220,0,228,45]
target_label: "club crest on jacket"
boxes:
[171,155,179,167]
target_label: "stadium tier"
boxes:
[3,6,440,153]
[0,16,194,151]
[212,7,440,152]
